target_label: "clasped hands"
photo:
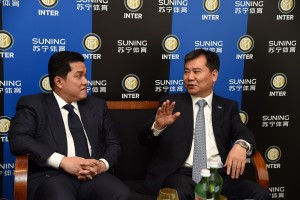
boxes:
[60,157,106,181]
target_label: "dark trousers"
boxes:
[161,167,270,200]
[29,172,130,200]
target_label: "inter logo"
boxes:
[278,0,295,14]
[39,0,59,8]
[203,0,220,13]
[122,74,140,92]
[82,33,101,52]
[0,30,14,51]
[270,73,287,91]
[124,0,143,12]
[162,35,180,54]
[0,116,11,135]
[266,146,281,163]
[39,75,52,93]
[239,110,248,125]
[237,35,254,53]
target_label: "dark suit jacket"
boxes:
[138,92,256,194]
[8,93,121,191]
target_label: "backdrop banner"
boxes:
[0,0,299,199]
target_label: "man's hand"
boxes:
[78,159,106,181]
[224,144,247,179]
[59,157,87,177]
[154,100,180,129]
[59,157,106,181]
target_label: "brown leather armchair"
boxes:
[12,101,270,200]
[14,155,28,200]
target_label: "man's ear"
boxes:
[54,76,63,89]
[212,69,218,82]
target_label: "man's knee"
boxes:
[255,187,271,200]
[116,185,131,200]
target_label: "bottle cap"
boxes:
[200,168,211,177]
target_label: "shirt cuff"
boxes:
[151,122,167,136]
[99,158,109,171]
[46,152,65,169]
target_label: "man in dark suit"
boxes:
[9,51,130,200]
[139,49,270,200]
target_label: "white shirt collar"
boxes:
[53,92,79,111]
[190,91,213,108]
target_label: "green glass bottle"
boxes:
[209,161,223,200]
[194,169,213,200]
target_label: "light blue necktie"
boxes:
[192,99,207,183]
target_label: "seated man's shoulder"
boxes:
[81,95,106,106]
[214,94,237,104]
[19,93,49,103]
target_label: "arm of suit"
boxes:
[8,96,56,167]
[92,99,122,168]
[230,101,256,147]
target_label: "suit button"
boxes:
[45,174,50,178]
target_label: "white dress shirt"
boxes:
[184,92,223,168]
[46,92,109,170]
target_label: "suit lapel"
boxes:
[179,93,194,148]
[77,99,97,158]
[45,93,68,155]
[212,94,224,142]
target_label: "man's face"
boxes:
[183,55,218,97]
[58,61,88,103]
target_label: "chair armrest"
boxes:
[14,155,28,200]
[250,150,269,189]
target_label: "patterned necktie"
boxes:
[192,99,207,183]
[64,104,90,158]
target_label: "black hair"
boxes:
[48,51,84,88]
[184,49,220,72]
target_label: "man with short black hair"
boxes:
[9,51,130,200]
[139,49,270,200]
